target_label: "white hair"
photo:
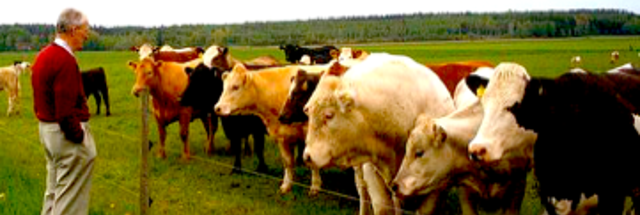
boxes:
[56,8,87,33]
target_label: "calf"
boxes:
[0,64,20,116]
[611,51,620,64]
[81,67,111,116]
[181,63,269,173]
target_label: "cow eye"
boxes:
[231,85,240,91]
[324,111,334,120]
[414,150,424,158]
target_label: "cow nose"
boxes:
[468,144,487,162]
[391,183,399,193]
[214,105,222,115]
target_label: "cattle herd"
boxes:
[3,43,640,215]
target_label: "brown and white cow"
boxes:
[127,57,214,160]
[336,47,370,62]
[131,43,204,63]
[202,45,280,71]
[611,51,620,64]
[214,64,322,195]
[0,63,22,116]
[303,53,456,215]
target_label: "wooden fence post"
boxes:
[140,90,150,215]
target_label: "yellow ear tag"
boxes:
[476,85,486,98]
[198,53,203,58]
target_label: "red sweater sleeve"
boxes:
[54,59,84,143]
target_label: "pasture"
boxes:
[1,36,639,215]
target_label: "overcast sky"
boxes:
[1,0,638,27]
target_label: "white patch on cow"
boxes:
[606,63,633,73]
[202,45,220,68]
[471,67,495,79]
[569,68,587,73]
[159,45,173,51]
[339,47,353,62]
[172,47,194,53]
[452,79,478,109]
[633,114,640,134]
[137,43,154,60]
[300,55,311,65]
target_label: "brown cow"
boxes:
[127,58,214,160]
[214,64,322,196]
[425,61,494,97]
[202,45,280,71]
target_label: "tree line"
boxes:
[1,9,639,51]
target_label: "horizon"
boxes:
[1,0,638,28]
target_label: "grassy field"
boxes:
[1,36,639,215]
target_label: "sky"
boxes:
[1,0,638,27]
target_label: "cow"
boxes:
[127,57,214,160]
[611,51,620,64]
[81,67,110,116]
[467,63,640,215]
[214,64,323,196]
[279,44,338,64]
[571,56,582,68]
[335,47,370,62]
[131,43,204,63]
[0,63,21,116]
[391,97,530,215]
[278,61,350,124]
[424,61,495,97]
[202,45,281,71]
[181,63,269,173]
[302,53,456,215]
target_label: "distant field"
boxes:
[1,36,639,215]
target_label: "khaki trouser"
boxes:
[39,122,97,215]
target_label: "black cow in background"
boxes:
[279,44,338,64]
[181,64,269,173]
[81,67,111,116]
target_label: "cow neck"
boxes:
[248,68,294,136]
[149,64,185,108]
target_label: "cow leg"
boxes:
[354,166,373,215]
[253,132,267,173]
[277,137,295,194]
[414,191,443,215]
[94,93,102,115]
[156,119,167,159]
[363,163,396,215]
[457,186,478,215]
[308,160,322,196]
[101,87,111,116]
[296,140,305,166]
[500,174,527,215]
[244,136,252,156]
[201,115,217,155]
[230,136,242,174]
[179,111,191,161]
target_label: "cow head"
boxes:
[181,63,224,109]
[214,64,256,116]
[13,61,31,75]
[467,63,537,163]
[392,115,456,198]
[203,45,231,70]
[134,43,157,60]
[303,75,366,168]
[280,44,301,63]
[279,69,320,124]
[128,58,162,97]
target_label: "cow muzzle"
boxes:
[131,87,146,97]
[214,104,230,116]
[468,144,489,162]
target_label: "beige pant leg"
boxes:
[39,122,97,215]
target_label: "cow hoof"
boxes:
[106,113,111,117]
[157,151,167,159]
[256,164,268,174]
[308,187,320,197]
[230,167,243,175]
[279,184,292,195]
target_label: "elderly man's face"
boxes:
[70,20,90,51]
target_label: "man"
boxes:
[31,8,96,215]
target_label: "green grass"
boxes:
[1,36,639,215]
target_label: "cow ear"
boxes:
[328,61,348,76]
[185,67,194,76]
[221,72,229,81]
[232,63,247,74]
[336,89,356,113]
[154,61,163,68]
[219,46,228,55]
[465,74,489,97]
[353,50,363,58]
[433,124,447,146]
[152,46,160,53]
[127,61,137,70]
[330,49,339,59]
[130,46,139,52]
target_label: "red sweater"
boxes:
[32,43,89,142]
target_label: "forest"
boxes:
[1,9,639,51]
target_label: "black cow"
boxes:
[81,67,111,116]
[506,72,640,215]
[279,44,338,64]
[181,64,269,173]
